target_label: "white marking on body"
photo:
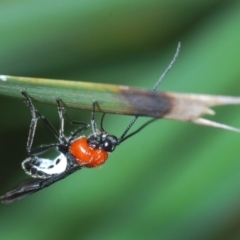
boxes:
[22,153,68,178]
[35,153,67,175]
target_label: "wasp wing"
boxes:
[0,165,82,204]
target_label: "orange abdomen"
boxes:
[69,137,108,168]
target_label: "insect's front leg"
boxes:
[91,100,98,137]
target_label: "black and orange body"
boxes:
[69,137,108,168]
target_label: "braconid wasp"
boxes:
[0,43,181,204]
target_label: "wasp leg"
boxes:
[21,90,59,153]
[56,98,90,141]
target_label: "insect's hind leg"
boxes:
[21,90,59,154]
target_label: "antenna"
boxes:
[117,42,181,144]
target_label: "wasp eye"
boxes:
[102,139,113,152]
[102,135,118,152]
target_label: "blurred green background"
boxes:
[0,1,240,239]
